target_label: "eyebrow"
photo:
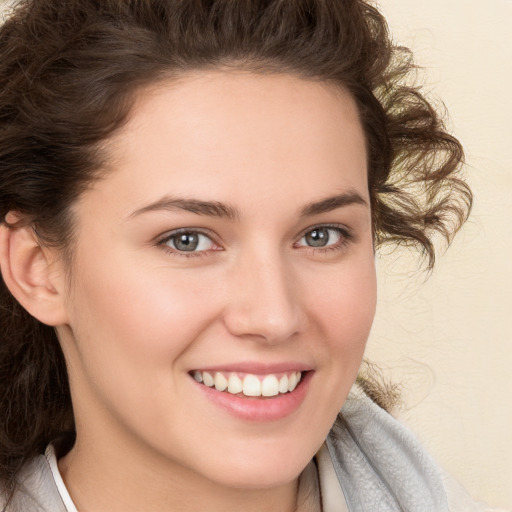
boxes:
[128,190,367,220]
[298,190,368,217]
[129,197,240,220]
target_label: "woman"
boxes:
[0,0,497,511]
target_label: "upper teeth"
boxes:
[193,371,302,397]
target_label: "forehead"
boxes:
[88,71,368,216]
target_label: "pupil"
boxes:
[306,229,329,247]
[174,233,199,251]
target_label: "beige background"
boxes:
[1,0,511,509]
[368,0,512,509]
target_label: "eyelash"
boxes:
[157,228,220,259]
[295,224,353,254]
[156,224,354,259]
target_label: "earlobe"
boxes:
[0,217,68,327]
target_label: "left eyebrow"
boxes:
[299,190,368,217]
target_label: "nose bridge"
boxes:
[224,243,304,342]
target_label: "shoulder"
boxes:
[326,385,450,511]
[0,452,67,512]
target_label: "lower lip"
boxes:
[194,371,313,422]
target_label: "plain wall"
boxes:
[1,0,511,509]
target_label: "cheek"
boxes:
[309,258,377,347]
[69,254,212,356]
[63,252,226,443]
[303,253,377,402]
[63,247,224,414]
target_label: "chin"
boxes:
[207,462,306,490]
[192,437,320,490]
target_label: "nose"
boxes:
[222,248,306,344]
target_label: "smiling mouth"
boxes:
[191,370,303,398]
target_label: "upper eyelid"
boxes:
[156,227,218,243]
[295,225,351,247]
[296,223,352,240]
[156,229,220,258]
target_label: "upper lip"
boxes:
[190,362,313,374]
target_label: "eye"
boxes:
[161,230,216,253]
[296,226,347,249]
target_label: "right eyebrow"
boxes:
[128,196,240,221]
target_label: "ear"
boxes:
[0,214,69,326]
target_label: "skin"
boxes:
[40,71,376,511]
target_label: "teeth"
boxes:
[194,370,303,397]
[228,374,243,394]
[214,372,228,391]
[278,375,289,393]
[243,374,261,396]
[202,372,214,387]
[288,372,298,392]
[261,375,279,397]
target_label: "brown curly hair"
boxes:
[0,0,471,492]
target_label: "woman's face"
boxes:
[57,71,376,490]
